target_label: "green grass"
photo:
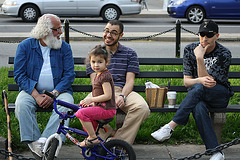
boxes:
[1,65,240,152]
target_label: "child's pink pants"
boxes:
[75,106,116,131]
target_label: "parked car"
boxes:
[2,0,141,22]
[167,0,240,24]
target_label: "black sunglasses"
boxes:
[199,32,216,38]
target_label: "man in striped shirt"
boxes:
[86,20,150,145]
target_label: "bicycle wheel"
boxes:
[99,139,136,160]
[43,138,59,160]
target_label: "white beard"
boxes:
[43,32,62,49]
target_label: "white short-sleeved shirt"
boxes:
[36,42,54,92]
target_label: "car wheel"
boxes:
[186,6,205,24]
[20,4,40,22]
[101,5,120,22]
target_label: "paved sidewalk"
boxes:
[18,143,240,160]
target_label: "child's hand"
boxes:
[80,97,92,107]
[79,100,84,107]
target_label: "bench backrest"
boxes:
[8,57,240,93]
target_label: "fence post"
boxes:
[175,19,181,58]
[64,19,69,44]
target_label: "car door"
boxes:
[210,0,240,17]
[77,0,101,15]
[43,0,78,15]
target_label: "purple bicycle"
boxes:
[41,90,136,160]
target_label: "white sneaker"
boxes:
[28,141,45,157]
[151,124,173,142]
[210,152,224,160]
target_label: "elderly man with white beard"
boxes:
[14,14,75,158]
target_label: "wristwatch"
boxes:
[52,90,60,97]
[119,94,126,102]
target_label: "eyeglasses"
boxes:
[51,26,63,32]
[103,29,120,37]
[199,32,216,38]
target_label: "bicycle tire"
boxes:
[43,138,59,160]
[99,139,136,160]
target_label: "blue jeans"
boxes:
[172,83,232,149]
[15,91,74,142]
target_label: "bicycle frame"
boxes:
[42,91,117,159]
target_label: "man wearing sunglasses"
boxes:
[151,20,233,160]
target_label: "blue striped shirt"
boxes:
[86,43,139,88]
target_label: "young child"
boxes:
[75,45,116,147]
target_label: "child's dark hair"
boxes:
[86,44,110,64]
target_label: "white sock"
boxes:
[37,137,47,143]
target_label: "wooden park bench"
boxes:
[3,57,240,145]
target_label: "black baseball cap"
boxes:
[198,20,218,33]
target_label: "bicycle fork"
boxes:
[42,133,63,157]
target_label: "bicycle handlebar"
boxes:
[42,90,81,118]
[43,90,55,98]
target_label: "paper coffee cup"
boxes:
[168,105,175,108]
[167,91,177,108]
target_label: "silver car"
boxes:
[2,0,141,22]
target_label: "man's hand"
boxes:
[116,96,125,109]
[199,76,216,88]
[194,44,209,59]
[35,94,53,108]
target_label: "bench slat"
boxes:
[7,103,240,113]
[8,84,188,92]
[9,70,184,78]
[8,70,240,79]
[7,104,53,112]
[9,57,240,65]
[138,58,183,65]
[8,84,240,93]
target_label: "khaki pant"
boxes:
[94,86,150,145]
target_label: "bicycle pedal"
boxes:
[85,143,99,148]
[84,149,92,158]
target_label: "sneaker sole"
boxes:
[30,150,43,159]
[151,133,171,142]
[28,145,43,158]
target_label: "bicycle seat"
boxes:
[96,118,114,126]
[95,118,114,135]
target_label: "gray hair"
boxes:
[30,14,60,39]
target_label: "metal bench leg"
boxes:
[210,112,226,144]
